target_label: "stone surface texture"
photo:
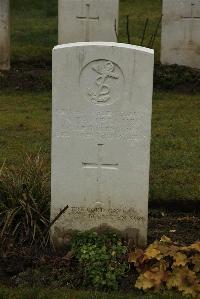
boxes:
[51,42,154,247]
[0,0,10,70]
[58,0,118,43]
[161,0,200,69]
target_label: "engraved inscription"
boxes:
[80,60,124,106]
[54,111,146,141]
[69,207,145,223]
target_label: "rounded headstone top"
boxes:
[53,42,154,55]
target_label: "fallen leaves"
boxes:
[173,252,187,267]
[129,237,200,298]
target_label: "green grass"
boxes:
[11,0,57,60]
[150,91,200,202]
[119,0,162,61]
[0,91,199,202]
[0,91,51,165]
[0,287,190,299]
[10,0,162,62]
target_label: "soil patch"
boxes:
[148,209,200,244]
[0,60,51,92]
[0,60,200,93]
[154,64,200,93]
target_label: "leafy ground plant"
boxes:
[0,153,50,253]
[129,236,200,298]
[71,231,129,290]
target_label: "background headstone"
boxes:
[51,42,154,247]
[161,0,200,69]
[0,0,10,70]
[58,0,119,43]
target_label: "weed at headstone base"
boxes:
[71,231,129,290]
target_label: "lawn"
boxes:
[0,287,191,299]
[10,0,162,62]
[0,90,199,202]
[0,91,51,165]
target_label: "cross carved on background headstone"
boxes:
[76,3,99,42]
[181,1,200,42]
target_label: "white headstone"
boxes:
[161,0,200,69]
[51,42,154,247]
[58,0,119,43]
[0,0,10,70]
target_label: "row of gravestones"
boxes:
[0,0,200,71]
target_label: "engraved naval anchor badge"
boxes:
[88,61,120,104]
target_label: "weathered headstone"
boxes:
[51,42,154,247]
[0,0,10,70]
[161,0,200,69]
[58,0,119,43]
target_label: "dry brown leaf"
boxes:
[189,243,200,252]
[167,267,198,297]
[173,252,188,267]
[159,259,169,272]
[191,254,200,273]
[132,237,200,297]
[136,267,168,290]
[145,267,168,287]
[144,242,163,261]
[135,274,154,290]
[181,285,198,298]
[182,242,200,253]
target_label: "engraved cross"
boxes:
[181,2,200,42]
[76,3,99,42]
[82,144,119,202]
